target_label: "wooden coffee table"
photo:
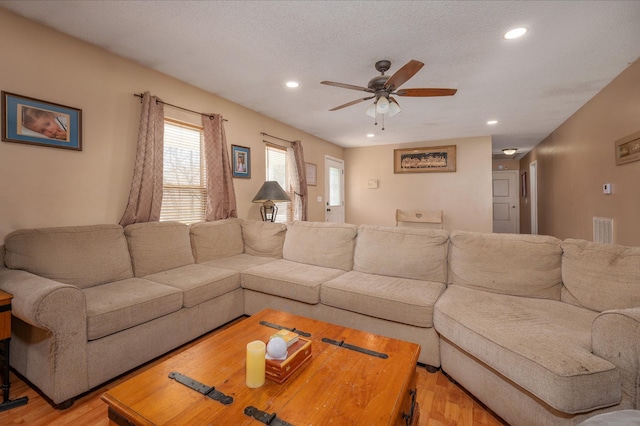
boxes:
[101,309,420,425]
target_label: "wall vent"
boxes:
[593,217,614,244]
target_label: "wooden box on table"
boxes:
[265,338,312,384]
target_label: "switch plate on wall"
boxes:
[603,183,612,194]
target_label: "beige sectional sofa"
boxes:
[0,219,638,426]
[435,232,640,425]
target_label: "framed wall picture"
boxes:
[305,162,317,186]
[614,130,640,166]
[1,91,82,151]
[393,145,456,173]
[231,144,251,178]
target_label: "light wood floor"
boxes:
[0,320,506,425]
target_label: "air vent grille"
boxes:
[593,217,614,244]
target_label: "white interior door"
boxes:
[492,170,519,233]
[324,156,344,223]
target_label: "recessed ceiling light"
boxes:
[487,120,498,125]
[504,27,527,40]
[366,133,374,138]
[286,81,299,88]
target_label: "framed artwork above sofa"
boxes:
[1,91,82,151]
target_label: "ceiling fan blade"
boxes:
[395,88,457,97]
[384,60,424,91]
[329,96,375,111]
[321,81,372,92]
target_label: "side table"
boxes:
[0,291,28,412]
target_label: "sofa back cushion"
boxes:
[354,225,449,282]
[125,221,194,277]
[4,224,133,288]
[283,221,357,271]
[561,239,640,312]
[241,219,286,258]
[449,230,563,299]
[190,219,244,263]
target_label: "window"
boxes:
[160,118,206,224]
[265,144,291,223]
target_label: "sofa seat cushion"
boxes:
[201,254,276,271]
[434,285,621,414]
[84,278,183,340]
[321,271,445,328]
[144,264,240,308]
[242,259,345,304]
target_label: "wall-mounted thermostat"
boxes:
[367,179,379,189]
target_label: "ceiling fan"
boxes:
[321,59,457,127]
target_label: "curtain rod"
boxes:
[260,132,294,144]
[133,93,227,121]
[262,139,288,149]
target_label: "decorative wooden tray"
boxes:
[265,338,312,384]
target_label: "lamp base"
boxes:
[260,202,278,222]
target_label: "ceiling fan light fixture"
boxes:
[502,148,517,156]
[376,96,390,114]
[365,103,376,118]
[323,59,457,119]
[388,99,401,117]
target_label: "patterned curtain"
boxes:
[119,92,164,226]
[202,114,237,221]
[286,147,302,221]
[291,140,308,221]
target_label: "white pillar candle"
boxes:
[246,340,266,388]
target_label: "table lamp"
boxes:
[252,181,291,222]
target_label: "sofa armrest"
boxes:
[0,266,86,332]
[0,266,88,404]
[592,307,640,409]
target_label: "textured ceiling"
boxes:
[2,1,639,155]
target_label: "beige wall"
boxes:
[0,9,343,242]
[520,58,640,246]
[344,136,493,232]
[492,159,520,172]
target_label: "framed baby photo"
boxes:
[231,144,251,178]
[1,91,82,151]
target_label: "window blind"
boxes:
[160,119,206,224]
[266,144,292,223]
